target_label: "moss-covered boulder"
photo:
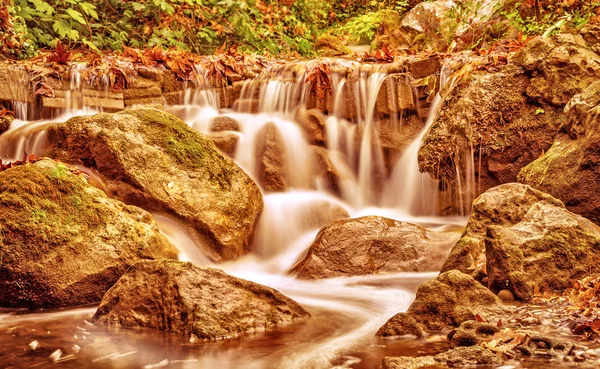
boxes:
[0,114,11,135]
[519,81,600,224]
[94,260,309,339]
[486,202,600,301]
[376,270,506,337]
[47,108,263,262]
[0,158,178,309]
[291,216,457,279]
[441,183,564,274]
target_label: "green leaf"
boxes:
[82,39,99,51]
[80,2,98,20]
[66,8,86,24]
[52,19,71,38]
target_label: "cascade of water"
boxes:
[382,63,454,215]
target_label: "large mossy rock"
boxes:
[291,216,457,279]
[0,158,178,309]
[94,260,309,339]
[441,183,564,274]
[486,202,600,301]
[47,108,263,262]
[383,346,502,369]
[376,270,506,337]
[519,81,600,224]
[0,114,11,135]
[419,35,600,213]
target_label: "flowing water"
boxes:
[0,60,513,368]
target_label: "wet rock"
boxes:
[450,320,500,347]
[486,202,600,301]
[94,260,309,339]
[377,270,506,336]
[292,216,457,279]
[419,64,564,213]
[519,81,600,224]
[519,333,575,358]
[0,114,12,135]
[255,123,288,192]
[311,146,342,196]
[47,108,263,262]
[582,23,600,54]
[208,131,239,158]
[378,115,424,171]
[441,183,564,274]
[232,99,260,113]
[408,56,442,79]
[0,158,177,309]
[295,108,326,146]
[211,116,240,132]
[377,74,417,114]
[383,346,502,369]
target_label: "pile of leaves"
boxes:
[0,153,42,173]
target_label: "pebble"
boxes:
[498,289,515,302]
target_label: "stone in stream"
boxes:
[46,108,263,262]
[290,216,458,279]
[94,260,309,339]
[255,123,288,192]
[377,270,506,337]
[0,158,178,309]
[519,81,600,225]
[208,131,239,158]
[448,320,500,347]
[441,183,564,275]
[0,113,12,135]
[486,202,600,301]
[382,346,503,369]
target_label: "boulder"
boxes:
[441,183,564,274]
[0,158,177,309]
[486,202,600,301]
[255,123,288,192]
[377,270,506,336]
[519,81,600,224]
[211,116,240,132]
[295,108,326,146]
[46,108,263,262]
[311,146,342,197]
[94,260,309,339]
[314,35,352,57]
[291,216,457,279]
[449,320,500,347]
[418,64,563,213]
[383,346,502,369]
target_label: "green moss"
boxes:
[0,161,115,260]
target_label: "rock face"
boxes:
[486,202,600,301]
[441,183,564,274]
[255,123,288,192]
[94,260,309,339]
[0,159,178,309]
[377,270,506,337]
[47,108,263,262]
[519,81,600,224]
[419,35,600,213]
[418,64,563,213]
[383,346,502,369]
[291,216,457,279]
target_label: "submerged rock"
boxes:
[519,81,600,224]
[486,202,600,301]
[94,260,309,339]
[441,183,564,274]
[449,320,500,347]
[47,108,263,262]
[0,158,177,309]
[377,270,506,337]
[291,216,457,279]
[383,346,502,369]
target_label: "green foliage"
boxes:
[50,163,69,180]
[333,9,399,44]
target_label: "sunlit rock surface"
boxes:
[291,216,457,279]
[441,183,564,274]
[0,158,177,309]
[383,346,503,369]
[46,108,263,262]
[520,81,600,224]
[377,270,506,337]
[94,260,309,339]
